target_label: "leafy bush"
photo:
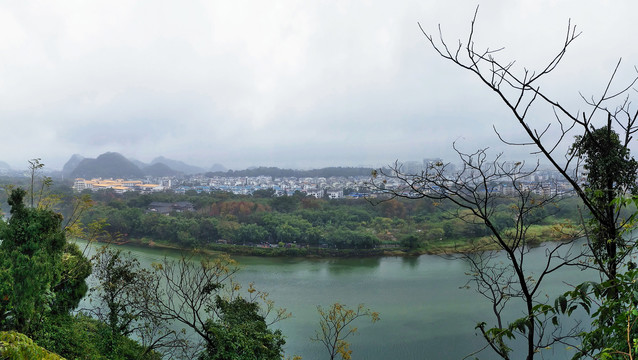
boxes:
[0,330,64,360]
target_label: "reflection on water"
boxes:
[76,240,591,360]
[324,257,382,275]
[400,255,420,269]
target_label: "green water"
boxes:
[77,241,593,359]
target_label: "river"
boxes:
[77,240,595,359]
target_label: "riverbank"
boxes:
[93,222,576,258]
[98,237,399,258]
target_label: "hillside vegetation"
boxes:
[81,188,585,256]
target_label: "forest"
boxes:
[76,186,584,256]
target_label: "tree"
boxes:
[50,242,92,316]
[87,248,290,359]
[419,6,638,291]
[87,246,184,358]
[27,158,45,209]
[410,7,638,358]
[275,223,302,243]
[252,189,276,198]
[270,196,299,213]
[370,149,581,360]
[569,124,638,292]
[139,254,290,359]
[0,188,67,334]
[91,247,147,349]
[236,223,269,244]
[311,303,379,360]
[0,185,91,337]
[400,234,422,250]
[200,296,285,360]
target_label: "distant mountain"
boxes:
[61,154,84,177]
[129,158,149,169]
[143,162,182,177]
[70,152,145,179]
[209,163,227,172]
[205,166,374,178]
[151,156,204,175]
[0,160,10,170]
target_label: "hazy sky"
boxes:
[2,1,637,171]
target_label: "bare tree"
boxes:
[371,7,638,359]
[87,249,292,359]
[418,7,638,289]
[140,253,291,359]
[311,303,379,360]
[86,246,187,358]
[369,146,584,359]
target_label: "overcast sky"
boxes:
[1,1,637,171]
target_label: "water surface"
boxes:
[78,241,593,359]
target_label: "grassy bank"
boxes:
[98,222,577,259]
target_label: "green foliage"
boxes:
[270,196,299,213]
[0,180,162,359]
[400,234,422,250]
[200,296,285,360]
[137,254,290,359]
[557,269,638,359]
[34,313,161,360]
[0,188,67,334]
[88,246,162,357]
[475,302,564,360]
[324,228,379,249]
[81,189,583,255]
[35,314,105,360]
[571,126,638,201]
[570,125,638,280]
[559,127,638,358]
[0,330,64,360]
[236,223,269,244]
[50,242,92,315]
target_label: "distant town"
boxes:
[72,175,368,199]
[0,152,578,199]
[70,158,577,199]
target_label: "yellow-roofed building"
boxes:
[73,178,162,193]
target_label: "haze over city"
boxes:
[2,1,637,171]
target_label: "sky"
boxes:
[1,1,638,171]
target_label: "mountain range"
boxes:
[58,152,373,180]
[63,152,226,179]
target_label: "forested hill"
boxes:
[206,166,375,178]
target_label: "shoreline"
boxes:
[86,232,574,259]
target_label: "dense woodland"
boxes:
[76,186,584,256]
